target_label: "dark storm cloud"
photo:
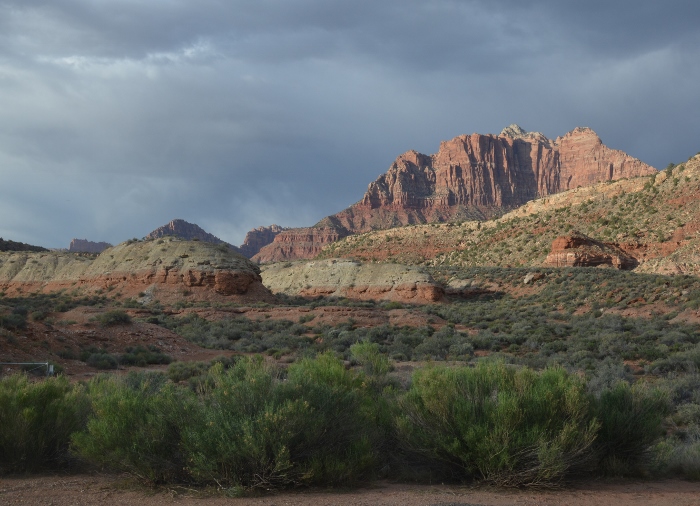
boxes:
[0,1,699,248]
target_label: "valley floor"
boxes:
[2,475,700,506]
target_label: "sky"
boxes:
[1,1,699,249]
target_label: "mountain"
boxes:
[253,125,656,263]
[319,153,700,276]
[239,224,288,258]
[144,219,242,254]
[69,239,112,254]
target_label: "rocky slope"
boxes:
[0,237,273,303]
[69,239,112,254]
[255,125,656,262]
[239,224,288,258]
[261,259,444,303]
[320,153,700,276]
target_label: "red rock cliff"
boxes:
[239,224,288,258]
[254,126,656,262]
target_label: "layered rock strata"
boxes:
[261,259,444,303]
[0,238,273,303]
[254,125,656,262]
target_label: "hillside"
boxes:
[320,153,700,276]
[0,237,272,303]
[254,125,656,263]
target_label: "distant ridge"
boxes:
[0,237,47,253]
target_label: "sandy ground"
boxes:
[2,475,700,506]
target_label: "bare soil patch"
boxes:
[2,475,700,506]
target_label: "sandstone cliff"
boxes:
[254,125,656,262]
[252,227,349,264]
[0,238,273,303]
[261,259,443,303]
[239,224,288,258]
[69,239,112,254]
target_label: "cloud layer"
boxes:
[1,1,699,247]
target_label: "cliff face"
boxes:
[239,224,288,258]
[336,125,655,233]
[69,239,112,254]
[251,227,348,264]
[253,125,656,263]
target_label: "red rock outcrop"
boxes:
[544,232,638,269]
[254,125,656,263]
[239,224,288,258]
[69,239,112,254]
[252,227,349,264]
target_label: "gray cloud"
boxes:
[1,1,699,248]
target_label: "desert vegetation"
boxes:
[0,355,680,489]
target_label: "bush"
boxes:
[591,381,670,475]
[71,372,196,483]
[0,374,90,474]
[183,354,382,489]
[395,362,598,486]
[95,310,131,327]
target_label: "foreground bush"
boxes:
[72,355,382,489]
[183,354,381,489]
[0,374,89,474]
[71,372,196,483]
[592,381,670,475]
[395,362,599,486]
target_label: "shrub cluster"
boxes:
[0,358,673,489]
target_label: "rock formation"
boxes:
[239,224,288,258]
[145,219,241,254]
[69,239,112,254]
[252,227,349,264]
[254,125,656,262]
[544,232,638,269]
[0,238,273,303]
[261,259,444,303]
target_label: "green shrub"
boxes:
[591,381,670,475]
[183,354,381,489]
[86,353,118,370]
[71,372,196,483]
[94,310,131,327]
[0,374,90,474]
[395,362,598,486]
